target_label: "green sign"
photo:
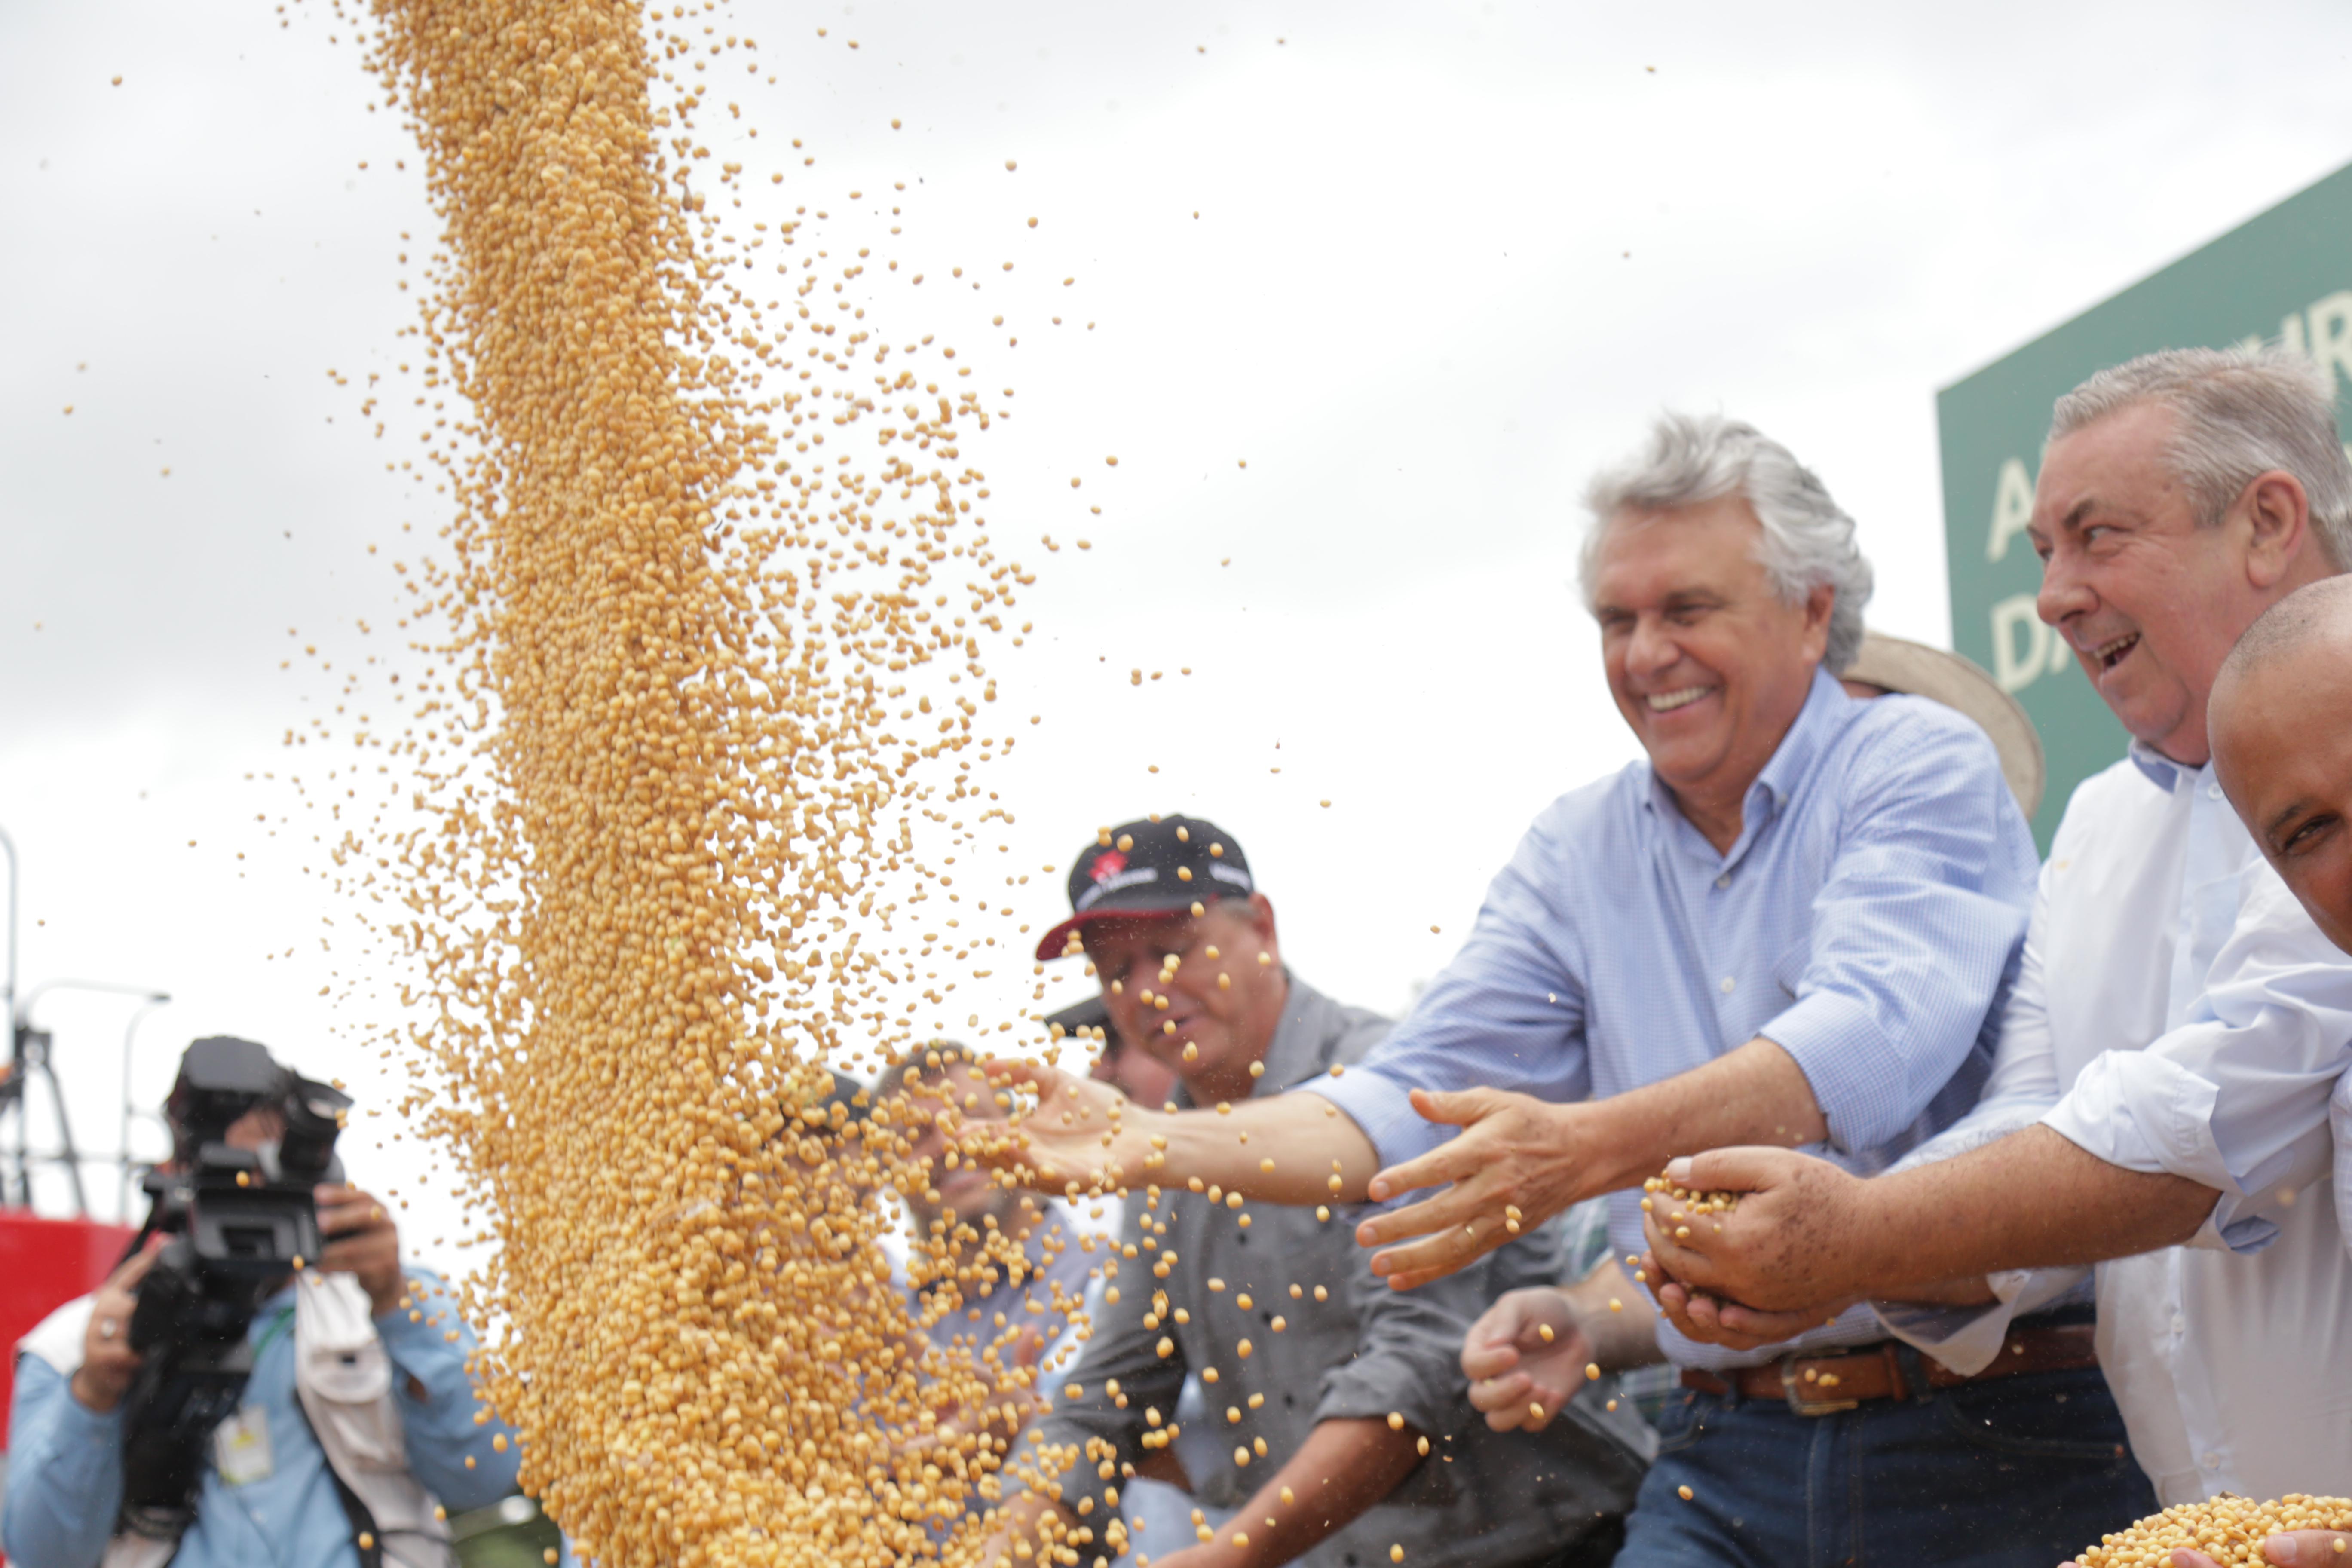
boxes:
[1939,159,2352,848]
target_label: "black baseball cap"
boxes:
[1044,994,1113,1042]
[1033,815,1256,961]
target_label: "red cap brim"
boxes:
[1032,900,1207,962]
[1034,909,1107,963]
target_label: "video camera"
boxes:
[116,1035,352,1538]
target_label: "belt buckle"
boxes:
[1779,1355,1860,1417]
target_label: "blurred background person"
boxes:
[6,1036,524,1568]
[883,1039,1110,1525]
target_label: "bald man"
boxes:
[2145,580,2352,1568]
[2209,575,2352,1268]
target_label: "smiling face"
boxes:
[1590,493,1833,846]
[2213,635,2352,956]
[2031,403,2247,764]
[2030,400,2324,766]
[1081,894,1287,1104]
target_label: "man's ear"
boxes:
[1246,892,1279,948]
[2239,469,2312,589]
[1802,585,1836,664]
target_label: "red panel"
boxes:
[0,1213,137,1448]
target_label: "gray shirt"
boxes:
[1030,976,1645,1568]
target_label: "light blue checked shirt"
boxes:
[1308,666,2041,1370]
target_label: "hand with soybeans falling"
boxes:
[973,1059,1161,1194]
[1459,1287,1596,1434]
[1637,1148,1871,1317]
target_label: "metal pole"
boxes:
[14,980,168,1217]
[119,997,171,1222]
[32,1034,87,1217]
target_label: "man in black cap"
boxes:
[980,815,1645,1568]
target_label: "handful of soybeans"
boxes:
[1638,1168,1739,1240]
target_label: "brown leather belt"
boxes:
[1678,1323,2098,1415]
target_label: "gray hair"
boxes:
[1578,413,1875,673]
[2050,346,2352,568]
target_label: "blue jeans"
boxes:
[1617,1363,2155,1568]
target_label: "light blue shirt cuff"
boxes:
[1759,989,1902,1155]
[1294,1068,1449,1172]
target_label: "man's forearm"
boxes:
[1151,1094,1380,1205]
[1850,1126,2217,1291]
[1233,1035,1816,1209]
[1577,1037,1827,1197]
[1873,1273,2001,1309]
[1204,1418,1423,1568]
[1562,1259,1663,1371]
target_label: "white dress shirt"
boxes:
[1880,744,2352,1506]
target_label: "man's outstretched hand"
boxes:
[1638,1147,1874,1314]
[968,1060,1156,1194]
[1354,1087,1602,1291]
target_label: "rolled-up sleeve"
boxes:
[3,1354,126,1568]
[1026,1206,1182,1521]
[1301,813,1592,1170]
[1761,712,2034,1155]
[2043,870,2352,1252]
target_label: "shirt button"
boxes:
[2202,1451,2224,1469]
[2205,783,2223,801]
[2171,1314,2187,1335]
[1715,873,1730,890]
[1719,976,1736,994]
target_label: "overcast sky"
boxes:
[4,0,2351,1256]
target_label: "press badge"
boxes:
[213,1405,275,1488]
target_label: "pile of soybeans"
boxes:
[332,3,1087,1563]
[2076,1495,2352,1567]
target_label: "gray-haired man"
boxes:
[1648,348,2352,1511]
[998,416,2149,1565]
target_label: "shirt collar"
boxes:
[2127,738,2208,793]
[1642,664,1850,867]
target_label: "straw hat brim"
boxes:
[1841,631,2045,819]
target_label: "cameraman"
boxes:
[4,1099,523,1568]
